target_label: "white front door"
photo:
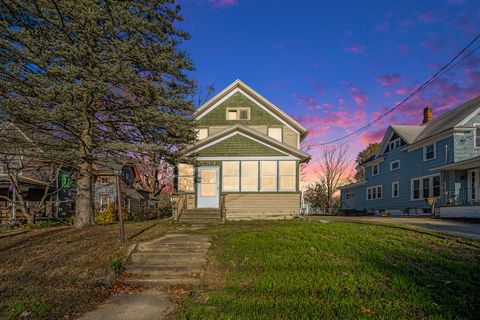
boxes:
[197,166,220,208]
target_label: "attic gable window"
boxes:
[389,138,401,151]
[226,108,250,120]
[268,127,283,142]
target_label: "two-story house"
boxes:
[174,80,310,222]
[340,96,480,218]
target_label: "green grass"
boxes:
[178,220,480,320]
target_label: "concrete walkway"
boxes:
[314,216,480,240]
[78,233,210,320]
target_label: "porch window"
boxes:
[279,161,296,191]
[260,161,277,191]
[241,161,258,191]
[222,161,239,191]
[268,127,283,142]
[178,163,194,192]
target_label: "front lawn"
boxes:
[0,220,177,319]
[178,220,480,319]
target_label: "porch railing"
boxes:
[442,187,480,207]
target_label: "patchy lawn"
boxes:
[178,220,480,319]
[0,220,178,319]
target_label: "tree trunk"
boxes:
[75,125,94,228]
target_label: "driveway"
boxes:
[311,216,480,240]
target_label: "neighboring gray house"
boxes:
[340,96,480,218]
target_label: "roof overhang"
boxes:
[194,79,309,140]
[338,180,367,190]
[361,156,385,168]
[431,155,480,171]
[183,124,311,163]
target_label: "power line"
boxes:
[309,33,480,147]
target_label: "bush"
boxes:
[94,204,118,224]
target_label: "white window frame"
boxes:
[423,142,436,161]
[389,138,401,151]
[410,174,440,200]
[177,163,195,192]
[267,127,283,142]
[260,161,278,192]
[226,107,250,120]
[474,123,480,148]
[195,128,208,141]
[372,164,379,176]
[366,185,382,200]
[278,160,296,191]
[222,161,240,192]
[392,182,399,198]
[240,161,258,191]
[390,160,400,171]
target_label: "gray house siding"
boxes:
[359,135,453,212]
[454,114,480,162]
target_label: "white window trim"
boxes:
[410,174,440,201]
[366,185,382,200]
[389,138,401,151]
[422,142,436,161]
[390,160,400,171]
[372,164,379,176]
[226,107,251,120]
[222,161,240,192]
[177,164,195,192]
[268,127,283,142]
[195,128,209,141]
[392,182,399,198]
[473,123,480,149]
[278,160,296,192]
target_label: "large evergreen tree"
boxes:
[0,0,195,227]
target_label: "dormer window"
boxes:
[195,128,208,140]
[389,138,401,151]
[227,108,250,120]
[268,127,282,142]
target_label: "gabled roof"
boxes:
[183,124,311,163]
[194,79,308,139]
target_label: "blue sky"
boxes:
[177,0,480,180]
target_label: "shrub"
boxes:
[94,204,118,224]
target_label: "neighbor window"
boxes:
[372,164,379,176]
[423,143,435,161]
[392,182,399,198]
[389,138,401,151]
[195,128,208,140]
[178,163,194,192]
[268,127,283,142]
[411,175,440,200]
[367,185,382,200]
[390,160,400,171]
[260,161,277,191]
[474,123,480,148]
[241,161,258,191]
[279,161,296,191]
[226,108,250,120]
[222,161,239,191]
[99,194,111,211]
[345,193,355,200]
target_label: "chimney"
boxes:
[423,106,432,124]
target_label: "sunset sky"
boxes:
[178,0,480,184]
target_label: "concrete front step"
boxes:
[138,242,211,251]
[180,214,222,219]
[130,252,207,265]
[123,277,200,286]
[179,219,222,224]
[125,264,202,277]
[136,246,208,254]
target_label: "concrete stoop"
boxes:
[123,234,210,287]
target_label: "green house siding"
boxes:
[197,134,285,157]
[197,92,283,126]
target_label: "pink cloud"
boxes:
[417,11,440,23]
[298,108,366,131]
[376,74,402,86]
[345,43,366,54]
[206,0,237,8]
[338,98,346,106]
[422,38,445,52]
[349,85,368,105]
[359,128,386,144]
[395,87,410,95]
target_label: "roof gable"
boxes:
[195,80,308,139]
